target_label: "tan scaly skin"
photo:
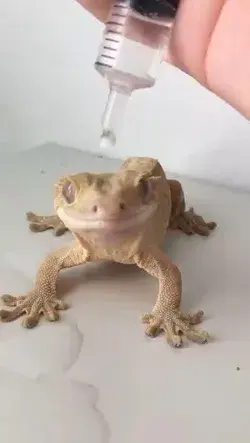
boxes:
[0,157,216,347]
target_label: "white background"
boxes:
[1,0,250,189]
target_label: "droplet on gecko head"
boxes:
[100,129,116,149]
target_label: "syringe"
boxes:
[95,0,180,149]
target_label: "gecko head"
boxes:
[54,170,161,236]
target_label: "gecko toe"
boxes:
[1,294,18,307]
[141,313,154,324]
[175,316,210,344]
[53,299,70,311]
[26,211,37,222]
[186,330,210,344]
[180,309,204,325]
[207,221,217,231]
[166,330,183,347]
[43,306,60,322]
[29,222,49,233]
[172,336,182,348]
[145,319,162,337]
[0,305,23,322]
[22,315,40,329]
[54,225,68,236]
[0,309,12,320]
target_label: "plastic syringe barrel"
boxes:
[95,0,180,78]
[95,0,180,148]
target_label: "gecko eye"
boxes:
[62,180,75,204]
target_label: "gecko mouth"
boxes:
[57,204,157,234]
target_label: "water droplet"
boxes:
[100,129,116,149]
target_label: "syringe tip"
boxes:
[100,129,116,149]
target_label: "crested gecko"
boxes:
[0,157,216,347]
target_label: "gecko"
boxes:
[0,157,216,347]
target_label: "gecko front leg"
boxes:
[134,248,210,347]
[26,212,68,236]
[0,242,90,328]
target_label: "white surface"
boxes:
[1,144,250,442]
[1,0,250,188]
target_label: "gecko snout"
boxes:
[91,201,127,218]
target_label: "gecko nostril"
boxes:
[92,205,98,213]
[119,202,125,211]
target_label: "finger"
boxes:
[206,0,250,118]
[169,0,225,84]
[76,0,113,22]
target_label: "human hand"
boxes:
[77,0,250,119]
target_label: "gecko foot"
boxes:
[26,212,68,236]
[177,208,217,237]
[0,293,69,328]
[141,309,209,347]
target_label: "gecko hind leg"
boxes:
[176,208,217,237]
[168,179,217,237]
[26,212,68,236]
